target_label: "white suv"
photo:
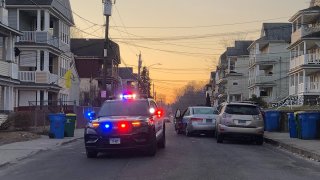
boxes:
[215,102,264,145]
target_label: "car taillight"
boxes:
[191,118,203,122]
[119,122,129,129]
[148,118,154,126]
[132,121,141,127]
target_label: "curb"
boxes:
[0,137,83,168]
[264,137,320,162]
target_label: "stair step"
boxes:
[0,114,8,126]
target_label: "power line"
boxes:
[110,16,290,29]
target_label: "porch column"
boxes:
[227,58,231,73]
[304,41,307,55]
[44,91,48,103]
[44,10,50,31]
[36,50,41,71]
[2,37,6,61]
[303,70,307,92]
[36,90,41,106]
[0,86,3,110]
[15,89,19,109]
[8,87,13,111]
[37,10,41,31]
[44,51,49,71]
[6,36,13,62]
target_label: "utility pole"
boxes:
[153,83,155,98]
[102,0,112,100]
[137,53,142,91]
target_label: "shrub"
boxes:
[12,112,33,131]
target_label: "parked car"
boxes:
[215,102,264,145]
[174,106,218,136]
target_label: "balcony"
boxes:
[290,82,320,95]
[19,71,59,84]
[19,31,59,49]
[249,54,276,67]
[291,26,320,45]
[249,75,275,86]
[290,53,320,70]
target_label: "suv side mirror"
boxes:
[175,109,181,118]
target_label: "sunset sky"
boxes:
[69,0,307,103]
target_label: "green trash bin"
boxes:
[64,114,76,137]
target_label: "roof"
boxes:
[262,23,291,42]
[6,0,74,25]
[289,6,320,22]
[118,67,136,80]
[226,41,253,56]
[71,38,121,64]
[0,22,23,36]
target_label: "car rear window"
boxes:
[225,105,260,115]
[193,107,218,115]
[98,100,150,117]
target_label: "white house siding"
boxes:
[18,90,36,107]
[226,56,249,102]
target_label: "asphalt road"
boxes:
[1,124,320,180]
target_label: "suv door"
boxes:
[150,101,163,138]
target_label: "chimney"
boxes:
[0,0,8,26]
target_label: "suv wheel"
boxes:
[256,136,264,145]
[158,124,166,148]
[86,150,98,158]
[216,133,223,143]
[146,132,157,156]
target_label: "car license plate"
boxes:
[206,119,212,123]
[238,120,246,124]
[109,138,121,144]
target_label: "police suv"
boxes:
[84,94,165,158]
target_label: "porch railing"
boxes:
[20,31,60,49]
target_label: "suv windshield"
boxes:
[98,100,150,117]
[193,107,218,114]
[225,105,260,115]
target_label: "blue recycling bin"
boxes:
[298,112,320,140]
[288,113,297,138]
[48,114,66,139]
[265,111,281,132]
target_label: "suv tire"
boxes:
[146,132,157,156]
[158,124,166,148]
[216,133,223,143]
[86,150,98,158]
[256,136,264,145]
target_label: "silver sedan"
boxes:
[181,106,218,136]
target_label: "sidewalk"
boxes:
[264,132,320,161]
[0,129,84,167]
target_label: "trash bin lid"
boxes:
[66,113,76,116]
